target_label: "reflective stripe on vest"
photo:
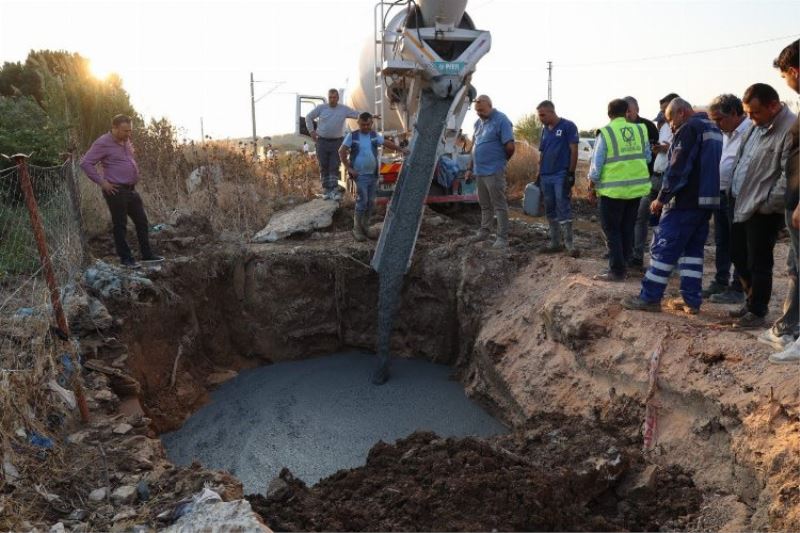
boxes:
[598,119,651,200]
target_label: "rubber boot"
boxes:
[491,209,510,250]
[352,212,367,242]
[562,221,579,257]
[361,213,380,240]
[541,220,564,253]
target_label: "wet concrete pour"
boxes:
[161,352,507,494]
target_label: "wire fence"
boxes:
[0,157,87,372]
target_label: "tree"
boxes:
[0,50,138,153]
[514,113,543,146]
[0,96,65,168]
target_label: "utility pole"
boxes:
[250,72,258,158]
[200,116,205,144]
[547,61,552,101]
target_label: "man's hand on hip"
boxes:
[311,131,319,142]
[347,167,359,179]
[100,180,119,195]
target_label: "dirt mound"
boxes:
[248,417,701,532]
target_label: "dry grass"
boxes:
[79,126,320,240]
[507,142,539,200]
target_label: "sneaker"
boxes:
[702,280,727,298]
[710,290,745,305]
[757,328,795,351]
[141,255,164,263]
[621,295,661,312]
[593,271,626,282]
[735,312,766,328]
[769,339,800,364]
[664,297,699,315]
[121,257,139,268]
[728,305,748,318]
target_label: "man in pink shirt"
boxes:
[80,115,162,267]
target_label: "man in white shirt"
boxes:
[705,94,751,304]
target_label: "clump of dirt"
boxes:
[248,415,701,532]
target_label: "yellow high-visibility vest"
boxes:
[597,118,651,199]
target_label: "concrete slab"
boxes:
[252,199,338,243]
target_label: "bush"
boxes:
[506,141,539,200]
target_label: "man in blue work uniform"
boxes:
[536,100,579,256]
[465,95,516,250]
[339,112,405,241]
[623,98,723,314]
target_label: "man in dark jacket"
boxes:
[622,98,723,314]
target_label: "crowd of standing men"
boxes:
[466,39,799,364]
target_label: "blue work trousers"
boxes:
[354,173,377,214]
[640,208,711,309]
[541,171,572,223]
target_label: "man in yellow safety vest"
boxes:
[588,98,652,281]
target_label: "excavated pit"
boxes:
[85,210,799,532]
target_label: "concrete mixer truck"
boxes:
[296,0,492,205]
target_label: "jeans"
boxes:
[773,208,800,336]
[730,208,785,317]
[103,187,153,261]
[315,137,343,193]
[713,191,743,290]
[599,196,640,276]
[354,173,378,214]
[541,171,572,223]
[640,208,710,309]
[632,173,663,262]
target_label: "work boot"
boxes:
[541,221,564,253]
[702,280,727,298]
[361,214,379,240]
[710,290,745,304]
[735,312,766,328]
[352,212,367,242]
[621,295,661,312]
[467,228,491,243]
[561,221,579,257]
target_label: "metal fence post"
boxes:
[14,154,90,423]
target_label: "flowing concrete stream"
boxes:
[161,352,507,494]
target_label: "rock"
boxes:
[632,464,660,492]
[111,508,137,522]
[67,431,94,445]
[252,198,339,242]
[111,485,137,505]
[206,370,238,387]
[266,477,289,498]
[94,389,117,402]
[137,479,150,502]
[163,499,269,532]
[113,423,133,435]
[88,487,108,502]
[49,522,66,533]
[67,509,88,521]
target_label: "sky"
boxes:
[1,0,798,141]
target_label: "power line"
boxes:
[559,33,800,68]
